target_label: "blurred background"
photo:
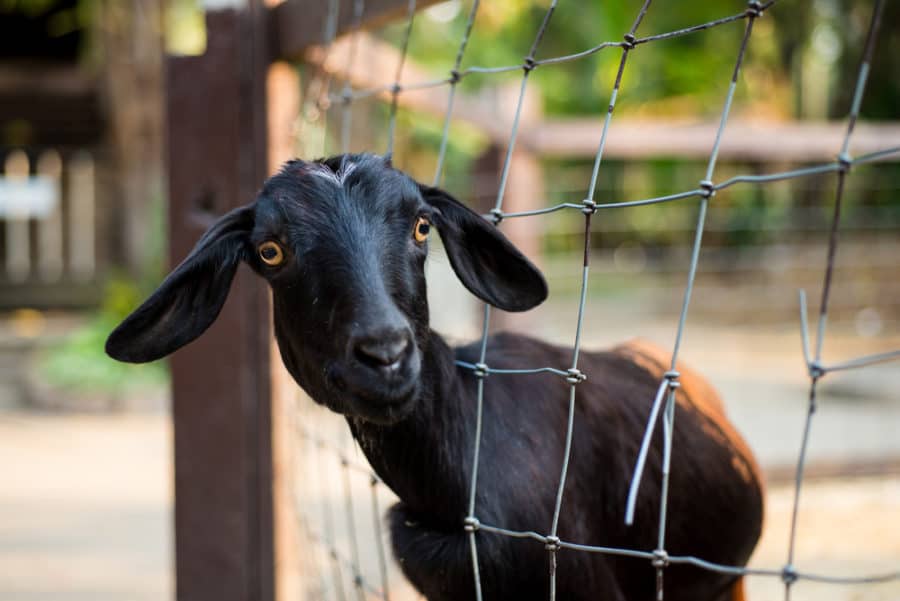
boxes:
[0,0,898,600]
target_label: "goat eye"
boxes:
[414,217,430,243]
[258,241,284,266]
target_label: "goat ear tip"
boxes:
[495,275,549,312]
[105,328,149,364]
[525,268,550,307]
[104,333,131,363]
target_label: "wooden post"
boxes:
[166,5,274,601]
[265,59,304,601]
[164,3,469,600]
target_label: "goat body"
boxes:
[353,333,762,601]
[106,153,763,601]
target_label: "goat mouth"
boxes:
[327,355,421,423]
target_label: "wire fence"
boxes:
[284,0,900,599]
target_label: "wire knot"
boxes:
[651,549,669,568]
[391,83,402,96]
[699,180,716,198]
[581,198,598,215]
[745,0,763,18]
[473,362,490,379]
[622,33,636,50]
[566,368,587,385]
[463,516,480,532]
[523,56,537,73]
[449,69,462,84]
[807,361,825,379]
[489,208,504,225]
[341,89,352,104]
[544,535,561,551]
[837,152,852,172]
[664,370,681,389]
[781,564,798,585]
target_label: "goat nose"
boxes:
[352,331,411,368]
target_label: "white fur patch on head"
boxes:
[309,159,358,186]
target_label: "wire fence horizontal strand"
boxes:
[290,0,900,598]
[494,144,899,220]
[455,361,572,378]
[321,5,771,105]
[821,348,900,372]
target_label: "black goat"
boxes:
[107,153,763,601]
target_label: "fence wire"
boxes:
[286,0,900,599]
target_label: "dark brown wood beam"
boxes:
[166,6,274,601]
[269,0,444,61]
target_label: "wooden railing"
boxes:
[0,147,99,308]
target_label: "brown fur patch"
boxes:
[731,577,747,601]
[613,339,764,493]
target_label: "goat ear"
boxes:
[105,204,254,363]
[420,185,548,312]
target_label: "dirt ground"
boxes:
[747,475,900,601]
[0,412,172,601]
[2,241,898,600]
[1,410,897,601]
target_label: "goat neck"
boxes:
[348,329,472,527]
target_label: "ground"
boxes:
[1,298,897,600]
[1,409,897,601]
[0,413,171,601]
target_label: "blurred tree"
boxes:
[393,0,899,256]
[404,0,896,120]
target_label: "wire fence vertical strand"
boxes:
[369,478,391,601]
[433,0,481,186]
[340,0,366,154]
[784,4,886,599]
[284,0,900,598]
[316,440,348,601]
[385,0,417,155]
[467,3,560,598]
[583,0,653,203]
[340,458,367,601]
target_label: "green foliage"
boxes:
[38,296,168,396]
[393,0,899,254]
[405,1,793,118]
[165,0,206,55]
[37,198,169,399]
[399,0,897,121]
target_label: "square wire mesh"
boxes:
[284,1,900,599]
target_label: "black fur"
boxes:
[106,153,762,600]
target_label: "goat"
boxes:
[106,153,764,601]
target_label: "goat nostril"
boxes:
[353,336,410,369]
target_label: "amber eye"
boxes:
[414,217,431,243]
[258,241,284,266]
